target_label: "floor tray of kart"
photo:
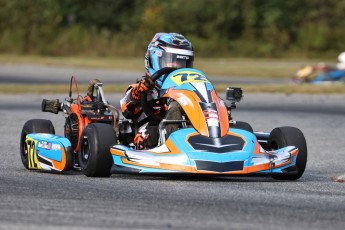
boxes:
[20,67,307,180]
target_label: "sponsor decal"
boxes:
[38,141,51,150]
[87,115,113,121]
[176,55,189,60]
[203,109,218,119]
[171,71,209,86]
[51,143,61,151]
[219,99,226,107]
[203,109,219,127]
[207,118,219,127]
[177,97,188,106]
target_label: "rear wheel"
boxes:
[231,121,253,133]
[20,119,55,169]
[267,127,307,180]
[78,123,117,177]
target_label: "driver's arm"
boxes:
[121,76,154,119]
[131,76,155,100]
[120,85,142,119]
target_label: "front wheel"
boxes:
[267,126,307,180]
[78,123,117,177]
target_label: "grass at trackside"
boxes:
[1,54,344,94]
[0,84,126,94]
[0,54,334,78]
[0,54,144,72]
[1,83,345,95]
[195,58,321,78]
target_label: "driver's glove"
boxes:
[131,77,155,100]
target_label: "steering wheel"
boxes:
[140,67,177,122]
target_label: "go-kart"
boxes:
[292,64,345,84]
[20,68,307,180]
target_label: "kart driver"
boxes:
[120,32,194,150]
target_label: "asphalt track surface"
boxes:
[1,91,345,230]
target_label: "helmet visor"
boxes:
[160,47,194,69]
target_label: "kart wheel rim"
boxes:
[81,136,90,164]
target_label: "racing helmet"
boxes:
[145,33,194,76]
[337,52,345,70]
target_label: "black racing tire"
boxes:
[78,123,117,177]
[20,119,55,170]
[231,121,253,133]
[267,126,307,180]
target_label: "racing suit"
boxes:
[120,76,165,149]
[120,76,182,150]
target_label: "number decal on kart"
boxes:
[171,71,209,86]
[26,138,41,169]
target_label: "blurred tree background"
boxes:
[0,0,344,58]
